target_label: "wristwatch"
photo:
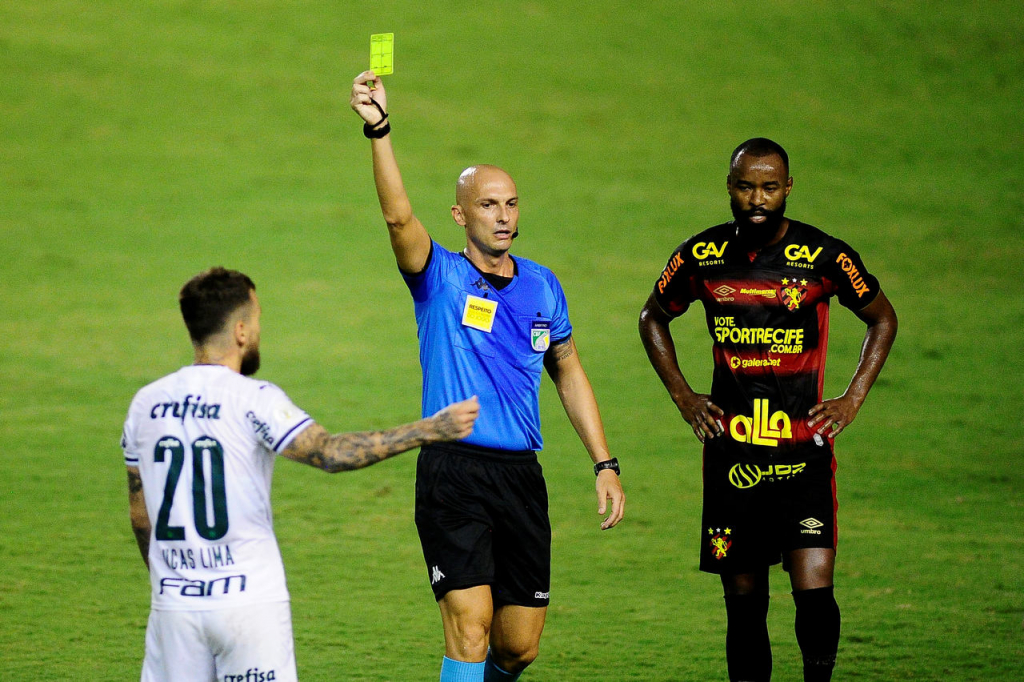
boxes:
[594,458,620,476]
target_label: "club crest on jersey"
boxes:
[779,277,808,311]
[707,527,732,560]
[530,320,551,352]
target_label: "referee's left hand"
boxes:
[596,470,625,530]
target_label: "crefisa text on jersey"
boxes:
[162,543,236,571]
[223,668,277,681]
[148,395,222,422]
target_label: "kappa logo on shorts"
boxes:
[430,565,445,585]
[800,518,824,535]
[707,527,732,560]
[534,591,550,599]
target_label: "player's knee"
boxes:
[493,641,539,672]
[448,619,491,659]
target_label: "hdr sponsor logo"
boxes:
[692,241,728,265]
[728,462,807,489]
[729,399,793,447]
[730,356,782,370]
[657,252,684,293]
[224,669,277,681]
[836,252,871,298]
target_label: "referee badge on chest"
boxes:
[462,294,498,333]
[530,320,551,352]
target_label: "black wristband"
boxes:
[594,458,620,476]
[363,120,391,138]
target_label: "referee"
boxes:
[350,71,625,682]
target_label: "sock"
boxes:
[440,656,485,682]
[793,586,841,682]
[723,593,772,682]
[484,651,521,681]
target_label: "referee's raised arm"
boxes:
[350,70,431,273]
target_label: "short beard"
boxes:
[239,346,260,376]
[731,198,787,245]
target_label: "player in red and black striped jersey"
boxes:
[640,139,897,682]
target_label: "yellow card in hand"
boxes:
[370,33,394,75]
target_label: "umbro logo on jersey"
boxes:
[431,565,445,585]
[800,518,824,535]
[713,285,736,297]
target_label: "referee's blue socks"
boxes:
[793,586,840,682]
[723,592,772,682]
[440,656,485,682]
[483,651,522,681]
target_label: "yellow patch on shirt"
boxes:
[462,295,498,333]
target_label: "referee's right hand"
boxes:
[430,396,480,442]
[351,70,388,126]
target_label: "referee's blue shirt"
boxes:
[402,241,572,452]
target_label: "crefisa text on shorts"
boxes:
[223,668,276,681]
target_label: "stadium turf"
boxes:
[1,2,1021,679]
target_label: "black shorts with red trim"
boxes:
[414,442,551,607]
[699,443,838,575]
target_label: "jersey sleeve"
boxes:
[400,240,449,303]
[248,383,314,454]
[652,242,696,317]
[122,413,140,467]
[825,239,880,311]
[548,273,573,345]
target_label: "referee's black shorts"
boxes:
[415,442,551,608]
[699,444,838,575]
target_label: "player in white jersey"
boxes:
[124,267,479,682]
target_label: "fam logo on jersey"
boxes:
[692,241,728,266]
[729,399,793,447]
[728,462,807,489]
[530,320,551,352]
[779,277,808,311]
[707,527,732,560]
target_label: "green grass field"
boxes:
[2,1,1022,679]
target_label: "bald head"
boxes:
[456,165,515,207]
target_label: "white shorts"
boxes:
[141,601,296,682]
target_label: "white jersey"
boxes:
[122,364,313,611]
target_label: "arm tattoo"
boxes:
[552,341,575,361]
[283,420,436,473]
[127,468,150,569]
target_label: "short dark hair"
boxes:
[179,267,256,345]
[730,138,790,175]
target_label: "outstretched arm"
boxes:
[808,290,898,438]
[638,293,724,442]
[126,466,150,569]
[350,70,432,273]
[544,338,625,530]
[280,397,479,472]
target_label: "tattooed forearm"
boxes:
[552,341,574,361]
[126,467,151,569]
[284,421,436,473]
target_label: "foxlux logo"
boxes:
[224,669,277,681]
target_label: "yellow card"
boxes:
[370,33,394,75]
